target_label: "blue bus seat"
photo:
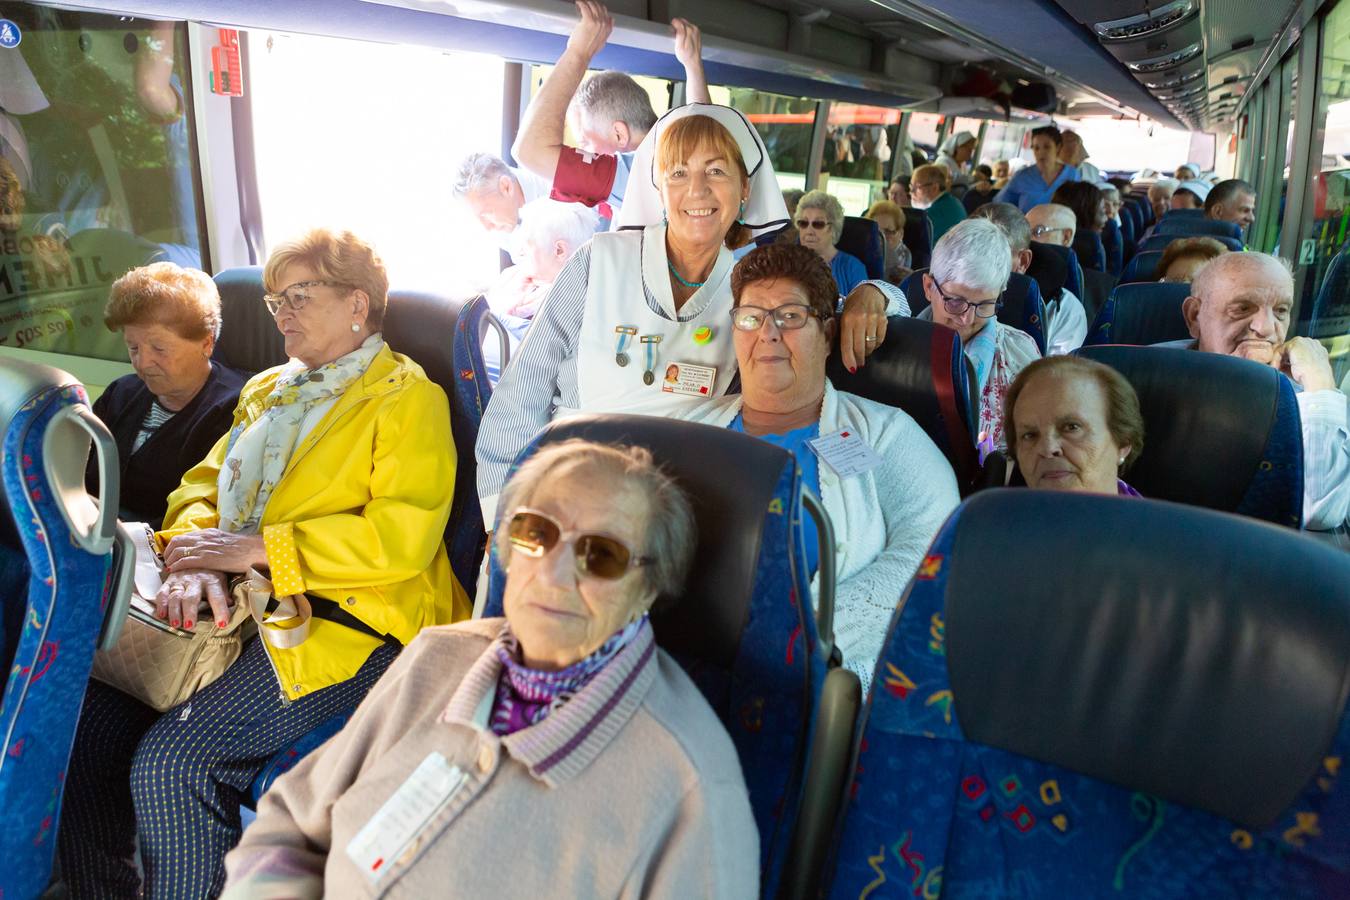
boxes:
[1071,230,1107,273]
[1076,345,1303,527]
[826,315,979,494]
[899,269,1047,356]
[899,206,933,271]
[1084,281,1192,346]
[824,489,1350,899]
[1132,195,1155,226]
[1305,247,1348,330]
[1120,203,1141,244]
[0,359,129,900]
[481,414,846,900]
[1161,207,1207,220]
[1141,232,1244,253]
[1154,217,1244,240]
[1031,241,1083,304]
[1122,250,1164,282]
[838,216,886,280]
[1101,218,1124,277]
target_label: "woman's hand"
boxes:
[839,283,889,372]
[672,18,701,69]
[163,528,267,575]
[155,568,231,630]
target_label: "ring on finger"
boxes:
[865,336,878,343]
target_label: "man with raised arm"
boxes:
[1175,252,1349,531]
[512,0,711,218]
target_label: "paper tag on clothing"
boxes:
[346,752,466,881]
[660,362,717,397]
[808,429,882,478]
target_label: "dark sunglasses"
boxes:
[795,219,830,230]
[507,509,652,581]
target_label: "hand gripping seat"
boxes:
[1077,344,1303,527]
[900,270,1047,356]
[824,489,1350,899]
[1122,249,1164,282]
[1084,281,1192,346]
[480,414,855,900]
[0,358,131,900]
[211,269,499,803]
[899,206,933,271]
[1141,232,1244,253]
[838,217,886,280]
[826,316,978,494]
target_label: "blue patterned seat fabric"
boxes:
[481,414,825,899]
[0,364,120,900]
[826,491,1350,899]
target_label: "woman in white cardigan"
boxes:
[684,244,959,688]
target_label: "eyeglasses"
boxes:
[881,227,901,238]
[1031,225,1070,239]
[506,509,652,581]
[262,280,350,315]
[912,181,941,192]
[731,304,828,331]
[795,219,830,230]
[928,276,1000,319]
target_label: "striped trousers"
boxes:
[58,636,397,899]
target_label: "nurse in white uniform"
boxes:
[475,103,904,522]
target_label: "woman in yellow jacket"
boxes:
[58,229,470,900]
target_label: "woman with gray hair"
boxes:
[225,439,758,898]
[916,217,1041,449]
[795,189,868,295]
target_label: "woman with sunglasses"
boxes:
[224,439,758,898]
[794,189,868,295]
[916,218,1041,451]
[59,228,471,900]
[683,245,958,689]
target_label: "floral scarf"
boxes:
[216,334,384,533]
[490,615,651,737]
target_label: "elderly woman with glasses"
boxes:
[684,244,958,688]
[911,218,1041,451]
[794,189,868,296]
[223,439,759,899]
[58,228,471,900]
[864,199,912,282]
[910,163,966,243]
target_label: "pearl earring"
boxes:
[351,322,360,333]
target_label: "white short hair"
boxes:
[1148,178,1179,199]
[517,199,600,254]
[1190,251,1293,304]
[452,152,512,199]
[930,217,1012,295]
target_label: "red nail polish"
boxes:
[185,620,194,629]
[848,366,857,374]
[170,619,180,627]
[218,619,228,628]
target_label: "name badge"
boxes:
[346,752,467,881]
[661,362,717,397]
[808,429,882,478]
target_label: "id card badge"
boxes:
[808,429,883,478]
[346,752,467,881]
[661,362,717,397]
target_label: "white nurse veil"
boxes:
[612,103,790,238]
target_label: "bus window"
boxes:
[1296,0,1350,382]
[820,103,904,214]
[979,122,1025,172]
[0,7,202,362]
[249,31,505,296]
[907,112,942,162]
[711,87,816,192]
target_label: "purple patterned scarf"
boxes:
[1117,479,1142,498]
[490,615,650,737]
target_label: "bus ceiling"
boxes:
[45,0,1288,132]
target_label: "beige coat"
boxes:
[223,618,759,898]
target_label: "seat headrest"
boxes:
[213,267,287,375]
[997,272,1046,355]
[0,358,83,543]
[1031,241,1081,301]
[838,217,885,280]
[1141,232,1244,253]
[382,289,469,392]
[497,414,793,668]
[1071,231,1106,272]
[940,490,1350,828]
[1076,344,1302,524]
[1086,281,1191,346]
[899,206,932,270]
[1025,240,1068,303]
[826,316,976,487]
[1122,250,1163,282]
